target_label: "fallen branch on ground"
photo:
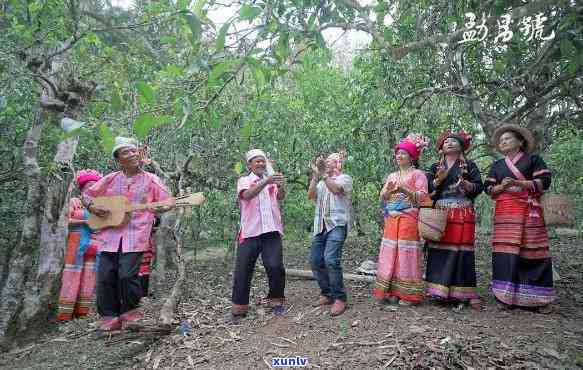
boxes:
[258,267,375,283]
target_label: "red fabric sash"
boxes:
[502,152,541,218]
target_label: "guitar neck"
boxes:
[129,199,174,212]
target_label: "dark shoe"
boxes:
[537,305,553,314]
[330,300,346,316]
[313,295,333,307]
[224,312,247,324]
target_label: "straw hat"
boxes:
[492,124,536,153]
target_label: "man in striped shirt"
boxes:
[308,152,353,316]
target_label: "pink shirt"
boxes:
[237,173,283,241]
[385,169,428,195]
[84,170,170,253]
[385,169,428,211]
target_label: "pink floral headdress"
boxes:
[394,133,430,161]
[76,169,102,189]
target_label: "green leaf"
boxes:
[493,60,505,74]
[252,66,266,91]
[216,21,230,51]
[307,14,317,32]
[314,32,326,49]
[134,114,172,139]
[98,124,115,154]
[136,82,156,106]
[209,108,220,128]
[193,0,207,19]
[239,5,262,21]
[276,32,290,59]
[560,39,576,59]
[234,161,244,175]
[110,88,123,112]
[183,13,202,44]
[240,121,253,141]
[208,59,239,88]
[177,0,190,10]
[383,28,393,43]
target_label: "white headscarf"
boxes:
[112,136,138,158]
[245,149,273,176]
[245,149,267,162]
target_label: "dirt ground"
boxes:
[1,231,582,369]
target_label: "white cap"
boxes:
[112,136,138,158]
[245,149,267,162]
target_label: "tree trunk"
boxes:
[151,213,176,296]
[0,110,43,346]
[18,137,78,333]
[158,227,184,326]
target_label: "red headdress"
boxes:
[436,130,472,152]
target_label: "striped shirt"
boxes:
[313,174,353,235]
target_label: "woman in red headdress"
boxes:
[425,130,483,310]
[373,134,429,305]
[57,169,102,321]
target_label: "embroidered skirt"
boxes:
[425,200,479,304]
[373,210,424,303]
[490,193,555,307]
[57,230,97,321]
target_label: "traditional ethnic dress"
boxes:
[373,169,428,303]
[484,152,555,307]
[138,237,155,297]
[425,160,483,304]
[57,198,98,321]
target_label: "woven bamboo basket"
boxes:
[418,207,448,241]
[541,194,576,226]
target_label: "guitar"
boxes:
[88,192,205,230]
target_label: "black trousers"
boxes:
[232,232,285,305]
[97,243,143,317]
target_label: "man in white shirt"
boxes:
[308,152,353,316]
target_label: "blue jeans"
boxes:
[310,226,347,301]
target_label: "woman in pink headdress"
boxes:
[57,169,102,321]
[373,134,429,305]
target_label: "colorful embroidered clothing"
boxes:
[83,170,170,253]
[57,198,98,321]
[484,152,555,307]
[373,169,427,303]
[313,174,353,235]
[425,160,483,303]
[139,237,155,276]
[237,173,283,240]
